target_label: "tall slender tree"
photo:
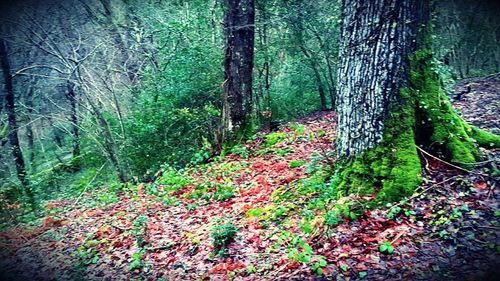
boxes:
[221,0,255,143]
[0,38,36,209]
[334,0,500,202]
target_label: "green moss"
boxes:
[410,49,500,166]
[333,95,422,203]
[469,126,500,148]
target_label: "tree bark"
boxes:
[221,0,255,143]
[334,0,500,202]
[25,86,35,168]
[66,82,81,159]
[0,38,36,209]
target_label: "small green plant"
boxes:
[279,232,327,275]
[386,206,402,219]
[290,123,306,136]
[158,165,192,194]
[324,209,342,227]
[133,215,148,248]
[379,241,395,254]
[246,264,257,274]
[213,184,235,201]
[211,221,238,257]
[311,258,327,275]
[438,229,449,239]
[275,148,293,157]
[230,145,249,159]
[264,132,288,147]
[128,250,146,272]
[289,160,305,169]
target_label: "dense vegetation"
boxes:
[0,0,499,280]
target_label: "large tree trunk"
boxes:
[0,38,36,209]
[335,0,500,202]
[221,0,255,143]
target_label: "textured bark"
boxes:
[66,82,80,159]
[335,0,499,202]
[221,0,255,142]
[0,38,36,208]
[25,86,35,167]
[336,0,424,158]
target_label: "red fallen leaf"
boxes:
[248,234,263,245]
[273,162,289,173]
[240,204,253,213]
[252,162,268,173]
[220,201,233,209]
[285,261,300,270]
[256,175,269,188]
[282,173,299,184]
[474,181,487,190]
[148,222,160,231]
[226,261,245,271]
[209,262,245,274]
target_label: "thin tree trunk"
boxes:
[0,38,36,209]
[25,86,35,168]
[299,45,327,110]
[66,82,81,159]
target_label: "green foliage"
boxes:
[379,241,395,254]
[264,132,288,147]
[324,209,342,226]
[211,221,238,257]
[274,230,327,275]
[289,160,305,169]
[128,250,147,272]
[290,123,306,136]
[158,165,192,194]
[132,215,148,248]
[230,145,249,159]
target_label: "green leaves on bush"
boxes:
[211,221,238,257]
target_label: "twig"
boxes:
[385,176,458,214]
[111,223,131,231]
[72,160,108,206]
[416,146,471,173]
[390,230,406,245]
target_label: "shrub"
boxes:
[211,221,237,257]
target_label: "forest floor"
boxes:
[1,77,499,281]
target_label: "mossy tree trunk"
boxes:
[334,0,500,203]
[221,0,255,144]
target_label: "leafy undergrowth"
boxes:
[0,108,499,281]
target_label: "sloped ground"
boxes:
[0,80,499,281]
